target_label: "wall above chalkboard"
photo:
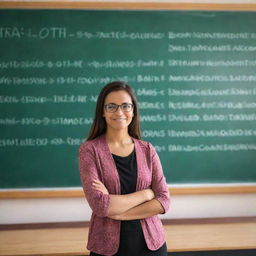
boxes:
[0,9,256,192]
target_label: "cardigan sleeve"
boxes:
[149,143,170,214]
[78,142,110,217]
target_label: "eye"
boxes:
[122,103,133,111]
[105,103,117,112]
[122,103,129,109]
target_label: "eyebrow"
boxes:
[105,102,132,105]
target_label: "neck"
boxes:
[105,128,132,145]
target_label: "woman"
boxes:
[79,81,170,256]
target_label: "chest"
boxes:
[108,143,135,157]
[97,146,153,193]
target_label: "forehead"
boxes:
[104,90,132,104]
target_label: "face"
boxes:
[103,90,134,132]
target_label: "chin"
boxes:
[110,123,130,130]
[114,125,129,130]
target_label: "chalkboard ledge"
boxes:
[0,184,256,198]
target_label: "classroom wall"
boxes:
[1,192,256,224]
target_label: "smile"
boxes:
[113,118,126,121]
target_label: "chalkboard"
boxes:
[1,10,256,189]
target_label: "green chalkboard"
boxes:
[0,10,256,189]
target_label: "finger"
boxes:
[92,184,104,191]
[94,187,104,192]
[93,180,102,184]
[93,181,104,187]
[92,182,105,189]
[92,183,102,189]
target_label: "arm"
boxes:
[93,180,155,216]
[79,143,110,217]
[110,143,170,220]
[149,143,170,214]
[79,143,154,217]
[109,199,164,220]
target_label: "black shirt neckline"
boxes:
[112,149,135,159]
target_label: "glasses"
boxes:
[104,103,133,113]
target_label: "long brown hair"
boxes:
[87,81,141,140]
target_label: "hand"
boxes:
[108,214,122,220]
[144,189,155,201]
[92,180,109,195]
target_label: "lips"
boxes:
[113,118,126,121]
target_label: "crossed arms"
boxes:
[93,180,165,220]
[79,142,170,220]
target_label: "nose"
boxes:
[115,106,124,113]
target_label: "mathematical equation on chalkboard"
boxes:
[1,18,256,155]
[2,27,256,40]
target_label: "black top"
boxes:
[112,150,141,231]
[112,150,137,195]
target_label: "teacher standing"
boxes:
[79,81,170,256]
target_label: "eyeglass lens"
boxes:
[105,103,133,112]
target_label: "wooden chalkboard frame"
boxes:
[0,1,256,198]
[0,2,256,11]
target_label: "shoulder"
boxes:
[79,136,104,154]
[133,138,155,154]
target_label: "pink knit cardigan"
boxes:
[78,135,170,255]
